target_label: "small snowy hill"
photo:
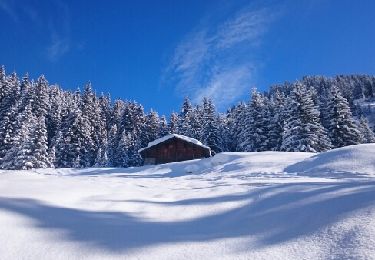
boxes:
[1,144,375,259]
[286,144,375,177]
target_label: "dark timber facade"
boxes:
[139,136,211,165]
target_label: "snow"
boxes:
[1,144,375,259]
[286,144,375,177]
[138,134,211,153]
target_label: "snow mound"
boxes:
[211,152,314,174]
[286,144,375,177]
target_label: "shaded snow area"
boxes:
[1,144,375,260]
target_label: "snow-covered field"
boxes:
[1,144,375,260]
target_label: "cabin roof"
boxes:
[138,134,210,153]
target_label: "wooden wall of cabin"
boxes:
[141,137,210,164]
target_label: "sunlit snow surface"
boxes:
[1,144,375,259]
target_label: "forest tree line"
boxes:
[0,65,374,169]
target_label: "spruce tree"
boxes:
[281,83,332,152]
[178,97,193,136]
[201,98,222,154]
[268,90,285,151]
[358,116,375,143]
[0,71,20,165]
[240,90,269,152]
[326,85,362,147]
[169,112,179,134]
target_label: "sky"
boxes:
[0,0,375,115]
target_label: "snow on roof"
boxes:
[138,134,210,153]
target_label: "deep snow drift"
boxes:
[1,144,375,259]
[286,144,375,177]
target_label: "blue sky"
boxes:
[0,0,374,115]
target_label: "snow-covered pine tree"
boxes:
[81,83,100,166]
[33,75,50,117]
[0,71,20,165]
[107,124,121,167]
[188,104,204,140]
[178,97,193,136]
[55,90,93,168]
[358,116,375,143]
[281,83,332,152]
[55,109,81,167]
[267,90,286,151]
[325,85,362,147]
[1,104,36,169]
[240,89,269,152]
[201,98,222,154]
[119,101,145,166]
[29,115,52,168]
[47,85,63,148]
[168,112,179,134]
[227,102,247,151]
[223,106,236,152]
[143,109,161,144]
[94,94,112,167]
[216,114,228,152]
[159,115,169,136]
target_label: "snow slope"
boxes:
[1,144,375,259]
[286,144,375,177]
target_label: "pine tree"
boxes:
[227,103,246,151]
[281,83,332,152]
[107,124,121,167]
[119,101,145,166]
[1,104,36,169]
[358,116,375,143]
[201,98,222,154]
[47,86,63,147]
[325,85,362,147]
[268,90,285,151]
[33,75,50,117]
[239,90,269,152]
[178,97,193,136]
[29,115,52,168]
[168,112,179,134]
[81,83,99,166]
[188,105,204,140]
[159,115,169,136]
[0,71,20,165]
[144,110,161,143]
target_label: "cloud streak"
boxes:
[0,0,19,22]
[163,6,276,109]
[0,0,72,62]
[46,0,71,62]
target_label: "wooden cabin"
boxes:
[138,134,211,165]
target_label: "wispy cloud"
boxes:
[46,0,71,62]
[0,0,72,62]
[0,0,19,22]
[46,0,71,61]
[47,35,70,62]
[163,5,277,109]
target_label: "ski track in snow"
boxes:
[0,144,375,259]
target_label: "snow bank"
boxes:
[211,152,314,174]
[286,144,375,177]
[1,146,375,259]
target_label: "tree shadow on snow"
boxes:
[1,181,375,252]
